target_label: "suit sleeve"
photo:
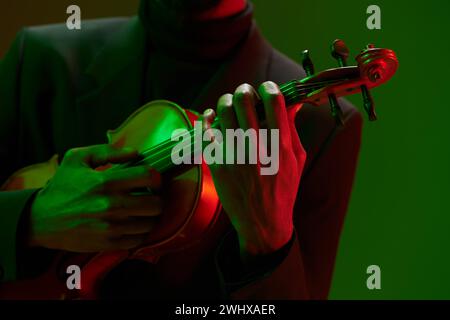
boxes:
[0,30,40,283]
[214,108,363,299]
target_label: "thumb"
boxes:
[64,144,139,168]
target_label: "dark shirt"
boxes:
[139,1,253,108]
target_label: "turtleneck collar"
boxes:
[138,0,254,62]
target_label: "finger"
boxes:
[233,83,260,131]
[108,194,162,217]
[217,93,238,132]
[107,218,155,236]
[202,109,217,143]
[287,107,305,161]
[103,166,161,192]
[258,81,290,136]
[202,108,216,127]
[216,94,239,164]
[65,144,139,168]
[290,123,304,161]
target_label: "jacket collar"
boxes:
[190,22,273,112]
[84,16,147,90]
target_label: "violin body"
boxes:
[0,100,222,300]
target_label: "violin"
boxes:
[0,40,398,299]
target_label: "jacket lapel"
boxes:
[75,17,148,146]
[190,23,273,112]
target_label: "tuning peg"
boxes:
[331,39,350,67]
[361,85,377,121]
[328,94,345,126]
[301,50,315,76]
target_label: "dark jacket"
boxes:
[0,16,362,299]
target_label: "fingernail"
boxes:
[203,108,216,120]
[263,81,280,95]
[235,84,257,105]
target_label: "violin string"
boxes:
[121,78,346,171]
[126,83,342,170]
[136,78,342,160]
[130,96,335,169]
[135,78,344,161]
[137,78,343,159]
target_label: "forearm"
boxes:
[0,189,39,282]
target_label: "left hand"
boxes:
[206,81,307,258]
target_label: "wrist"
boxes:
[26,191,44,249]
[17,189,42,249]
[237,224,293,257]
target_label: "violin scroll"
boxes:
[293,39,398,123]
[356,45,398,86]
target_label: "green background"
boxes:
[253,0,450,299]
[1,0,449,299]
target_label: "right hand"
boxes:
[28,144,162,252]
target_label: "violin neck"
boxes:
[119,77,343,173]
